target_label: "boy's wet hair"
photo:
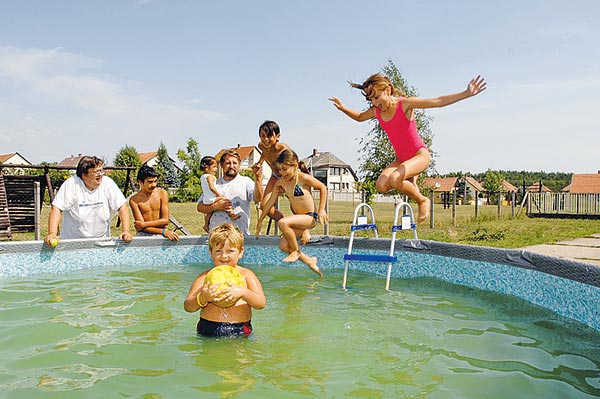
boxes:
[200,156,218,172]
[259,120,280,138]
[76,156,104,178]
[137,163,158,182]
[208,223,244,251]
[349,73,403,102]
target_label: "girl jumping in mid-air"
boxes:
[256,149,328,277]
[200,156,240,232]
[329,74,486,222]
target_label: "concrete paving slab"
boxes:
[522,234,600,267]
[555,237,600,247]
[523,244,600,266]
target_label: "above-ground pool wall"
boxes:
[341,237,600,330]
[0,235,599,331]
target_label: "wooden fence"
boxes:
[0,173,11,240]
[528,192,600,217]
[1,175,44,233]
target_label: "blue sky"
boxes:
[1,0,598,175]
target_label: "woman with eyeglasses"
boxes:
[44,155,133,246]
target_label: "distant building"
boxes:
[302,149,358,194]
[57,154,85,168]
[423,177,458,204]
[0,152,33,175]
[0,152,32,166]
[527,181,553,193]
[423,176,485,205]
[138,151,181,173]
[501,180,518,193]
[562,172,600,193]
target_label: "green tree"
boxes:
[357,59,435,195]
[154,142,180,189]
[173,137,203,202]
[357,180,378,205]
[112,145,141,191]
[482,169,505,203]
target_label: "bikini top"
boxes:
[284,171,304,198]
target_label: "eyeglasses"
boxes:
[87,169,105,176]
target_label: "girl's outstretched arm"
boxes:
[403,76,487,110]
[329,97,376,122]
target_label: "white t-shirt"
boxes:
[198,174,255,235]
[52,175,127,239]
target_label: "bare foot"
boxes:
[305,256,323,277]
[417,197,430,223]
[283,250,301,263]
[301,230,311,245]
[229,212,241,221]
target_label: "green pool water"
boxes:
[0,264,599,398]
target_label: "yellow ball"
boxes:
[51,238,59,248]
[204,265,246,308]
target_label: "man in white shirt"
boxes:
[44,156,133,245]
[196,150,263,235]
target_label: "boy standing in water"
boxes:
[129,164,179,241]
[184,224,266,337]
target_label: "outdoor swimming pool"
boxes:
[0,236,599,398]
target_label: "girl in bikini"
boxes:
[255,149,328,277]
[329,74,486,223]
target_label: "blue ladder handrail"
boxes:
[343,253,398,263]
[350,223,378,231]
[343,201,418,290]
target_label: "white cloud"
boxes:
[0,46,222,163]
[131,0,154,8]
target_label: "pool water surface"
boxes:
[0,263,599,398]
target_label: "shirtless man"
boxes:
[129,164,179,241]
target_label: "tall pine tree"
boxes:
[154,142,180,189]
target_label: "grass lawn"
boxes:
[12,199,599,249]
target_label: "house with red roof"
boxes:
[137,151,181,173]
[563,172,600,193]
[526,181,553,193]
[57,154,85,168]
[0,152,32,166]
[0,152,32,175]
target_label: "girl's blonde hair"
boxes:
[349,73,404,101]
[208,223,244,251]
[276,149,309,174]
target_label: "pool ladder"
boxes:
[342,202,418,290]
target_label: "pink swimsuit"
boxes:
[375,98,427,162]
